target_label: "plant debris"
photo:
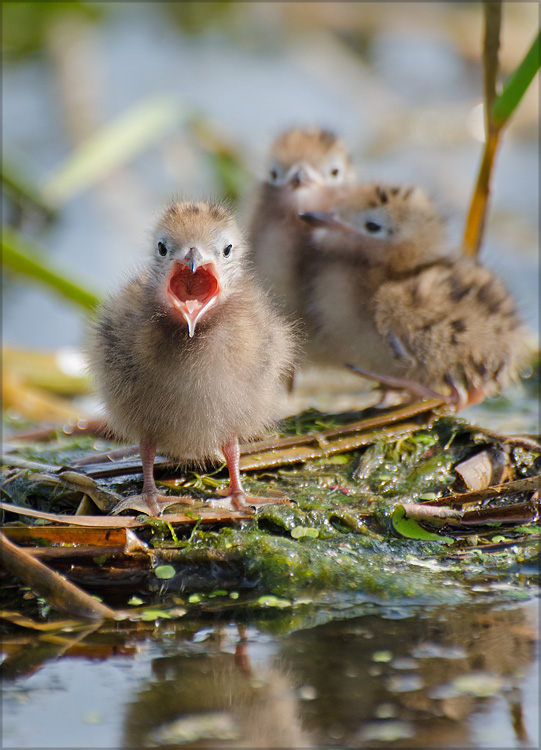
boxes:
[1,401,539,623]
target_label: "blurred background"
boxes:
[2,1,539,416]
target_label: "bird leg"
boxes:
[346,364,453,405]
[220,437,289,512]
[110,439,195,516]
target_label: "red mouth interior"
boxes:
[167,262,220,320]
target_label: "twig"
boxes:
[464,424,541,453]
[239,421,425,471]
[239,399,444,455]
[0,500,251,527]
[427,474,541,507]
[446,534,541,557]
[0,532,116,620]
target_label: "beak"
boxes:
[166,253,220,338]
[290,168,311,189]
[182,246,204,273]
[299,211,358,233]
[286,163,322,190]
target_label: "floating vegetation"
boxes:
[1,400,539,628]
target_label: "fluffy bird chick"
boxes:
[248,127,355,316]
[89,201,295,515]
[300,183,527,408]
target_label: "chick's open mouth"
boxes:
[166,261,220,336]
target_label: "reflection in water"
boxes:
[120,601,538,748]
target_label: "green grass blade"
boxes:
[2,226,101,310]
[491,30,540,126]
[2,155,56,218]
[41,96,186,206]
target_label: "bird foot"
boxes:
[110,493,195,516]
[374,390,410,409]
[208,490,290,513]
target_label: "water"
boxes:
[2,600,539,748]
[2,4,539,748]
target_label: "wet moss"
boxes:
[2,408,539,607]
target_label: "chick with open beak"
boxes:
[248,127,355,318]
[89,201,296,516]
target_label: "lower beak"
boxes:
[166,259,220,337]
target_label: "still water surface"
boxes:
[2,599,539,748]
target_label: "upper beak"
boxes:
[299,211,357,233]
[182,246,204,273]
[290,168,311,189]
[287,163,322,190]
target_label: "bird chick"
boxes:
[88,201,295,515]
[248,127,355,317]
[300,183,527,408]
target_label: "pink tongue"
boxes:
[185,299,200,315]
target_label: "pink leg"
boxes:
[221,436,290,512]
[139,439,161,515]
[222,437,246,510]
[111,438,194,516]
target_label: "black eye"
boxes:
[330,167,340,177]
[157,241,168,256]
[365,221,381,234]
[223,244,232,258]
[269,169,278,181]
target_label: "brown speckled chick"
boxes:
[300,184,527,408]
[88,201,295,515]
[248,127,355,317]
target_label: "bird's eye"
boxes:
[157,241,168,256]
[365,221,382,234]
[330,167,340,177]
[269,169,278,182]
[223,244,232,258]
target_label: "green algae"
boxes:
[2,408,540,613]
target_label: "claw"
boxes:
[110,493,194,516]
[207,491,291,513]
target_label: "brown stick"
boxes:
[427,475,541,507]
[0,500,251,526]
[239,421,423,471]
[0,532,116,620]
[239,398,445,456]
